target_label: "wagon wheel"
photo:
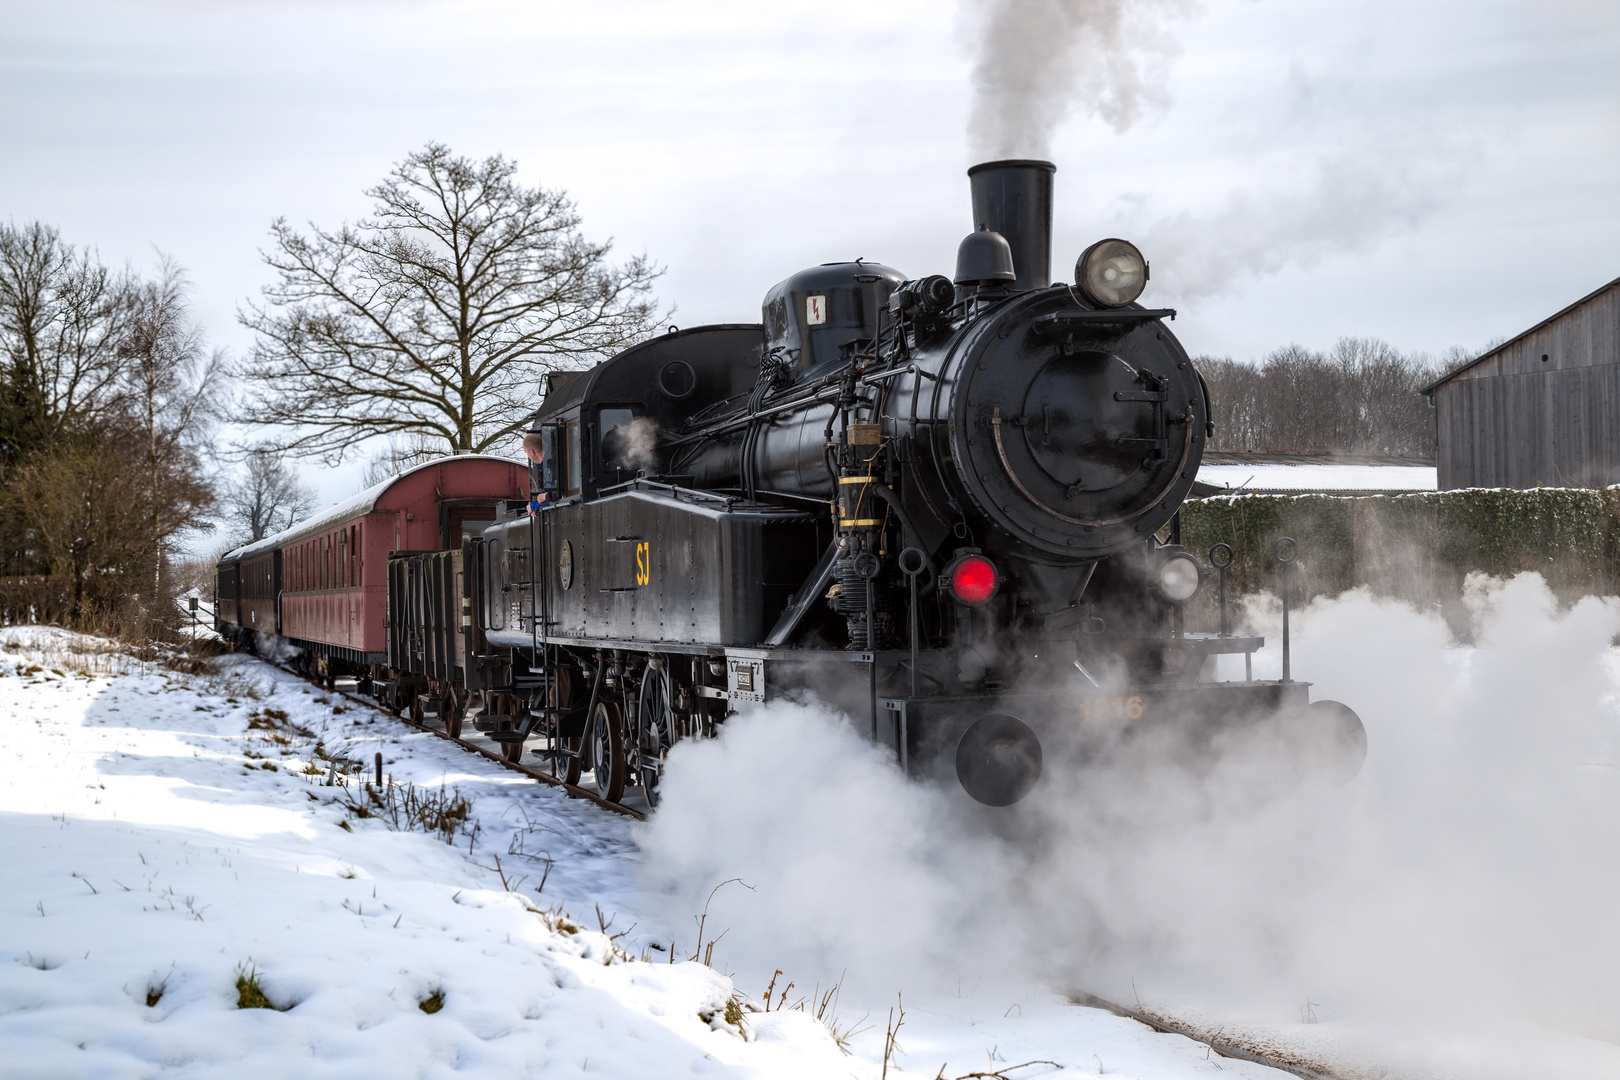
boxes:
[444,686,465,740]
[590,699,627,803]
[636,660,676,808]
[539,667,583,785]
[497,695,525,763]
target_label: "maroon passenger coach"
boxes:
[214,456,529,684]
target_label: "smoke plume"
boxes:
[962,0,1195,160]
[638,573,1620,1071]
[1134,146,1461,299]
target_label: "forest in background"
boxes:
[1196,338,1470,457]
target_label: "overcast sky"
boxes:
[3,0,1617,514]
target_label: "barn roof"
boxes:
[1421,273,1620,395]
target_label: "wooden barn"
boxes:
[1423,274,1620,489]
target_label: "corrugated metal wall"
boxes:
[1434,281,1620,489]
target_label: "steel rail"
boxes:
[326,680,649,822]
[1068,991,1342,1080]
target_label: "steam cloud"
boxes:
[963,0,1194,160]
[639,574,1620,1071]
[606,415,660,474]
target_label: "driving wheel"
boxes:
[636,660,676,807]
[590,699,627,803]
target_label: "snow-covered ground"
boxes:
[0,627,1280,1080]
[8,574,1620,1080]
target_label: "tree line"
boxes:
[0,229,222,631]
[2,143,660,637]
[1196,339,1466,457]
[3,139,1469,638]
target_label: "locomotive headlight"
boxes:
[1076,238,1148,307]
[1157,551,1202,604]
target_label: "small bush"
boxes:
[419,990,444,1014]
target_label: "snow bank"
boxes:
[0,630,851,1079]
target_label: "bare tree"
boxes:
[117,259,228,596]
[227,446,316,543]
[0,227,224,634]
[240,142,663,461]
[360,432,445,488]
[0,221,130,466]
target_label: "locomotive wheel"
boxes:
[501,732,524,763]
[539,724,583,785]
[636,661,676,808]
[590,699,627,803]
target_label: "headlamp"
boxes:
[1076,238,1148,307]
[1157,551,1202,604]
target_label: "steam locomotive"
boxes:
[405,158,1367,808]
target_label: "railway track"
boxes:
[323,676,649,822]
[1068,991,1341,1080]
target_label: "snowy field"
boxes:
[0,626,1275,1080]
[6,574,1620,1080]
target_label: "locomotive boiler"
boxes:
[449,160,1366,808]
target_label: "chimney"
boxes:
[967,159,1056,293]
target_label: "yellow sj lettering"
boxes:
[635,541,650,586]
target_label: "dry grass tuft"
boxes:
[337,780,472,844]
[234,964,288,1010]
[750,968,867,1055]
[419,990,445,1014]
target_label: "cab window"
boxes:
[566,419,582,495]
[599,406,655,476]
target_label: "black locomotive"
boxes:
[407,159,1366,807]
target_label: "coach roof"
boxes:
[220,455,522,563]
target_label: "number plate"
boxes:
[1078,695,1145,721]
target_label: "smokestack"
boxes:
[967,159,1056,293]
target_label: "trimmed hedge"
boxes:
[1176,488,1620,631]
